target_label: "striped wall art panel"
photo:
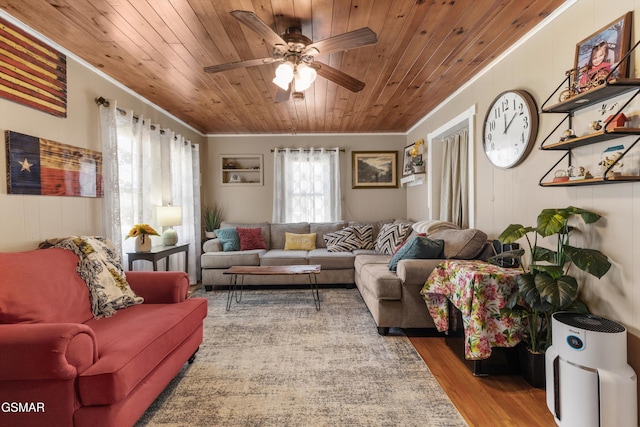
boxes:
[0,16,67,117]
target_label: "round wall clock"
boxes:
[482,89,539,168]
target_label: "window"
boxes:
[273,148,341,223]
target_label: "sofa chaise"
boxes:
[0,238,208,427]
[202,220,490,335]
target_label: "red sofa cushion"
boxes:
[0,248,93,324]
[78,298,207,405]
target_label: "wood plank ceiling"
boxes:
[0,0,567,134]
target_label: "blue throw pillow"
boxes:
[215,227,240,251]
[388,237,444,271]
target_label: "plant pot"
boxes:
[205,231,216,239]
[413,165,425,173]
[135,234,152,252]
[518,344,546,388]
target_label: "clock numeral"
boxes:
[522,116,529,129]
[520,132,525,144]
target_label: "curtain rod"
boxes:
[95,96,189,144]
[271,148,345,153]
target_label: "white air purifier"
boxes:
[546,312,637,427]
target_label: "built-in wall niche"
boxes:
[220,154,263,186]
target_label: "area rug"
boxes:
[136,287,467,426]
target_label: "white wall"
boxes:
[407,0,640,383]
[203,133,408,222]
[0,13,204,252]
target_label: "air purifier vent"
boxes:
[553,312,625,333]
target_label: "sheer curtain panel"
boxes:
[273,148,341,223]
[99,99,201,283]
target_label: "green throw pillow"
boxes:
[388,236,444,271]
[215,227,241,251]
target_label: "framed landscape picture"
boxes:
[574,12,632,94]
[352,151,398,189]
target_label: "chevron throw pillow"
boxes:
[375,223,412,255]
[323,225,374,252]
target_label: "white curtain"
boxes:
[273,148,341,223]
[99,99,201,283]
[440,128,469,228]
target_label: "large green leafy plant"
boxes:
[492,207,611,353]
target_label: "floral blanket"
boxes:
[420,260,525,360]
[44,236,143,318]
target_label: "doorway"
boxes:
[426,105,476,228]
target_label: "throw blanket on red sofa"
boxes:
[41,236,143,318]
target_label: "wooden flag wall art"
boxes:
[0,16,67,117]
[5,131,103,198]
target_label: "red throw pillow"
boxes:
[237,227,267,250]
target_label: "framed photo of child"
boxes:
[574,12,632,94]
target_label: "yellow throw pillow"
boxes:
[284,232,317,250]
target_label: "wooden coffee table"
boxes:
[223,265,321,311]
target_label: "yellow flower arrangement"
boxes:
[125,224,159,239]
[409,139,424,158]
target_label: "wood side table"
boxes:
[127,243,189,272]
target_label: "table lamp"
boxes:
[157,205,182,246]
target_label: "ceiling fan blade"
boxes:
[304,27,377,56]
[204,57,275,73]
[311,62,365,92]
[274,84,291,103]
[231,10,288,48]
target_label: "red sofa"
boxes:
[0,247,208,427]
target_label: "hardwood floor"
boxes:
[409,337,556,426]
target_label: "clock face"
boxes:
[483,90,539,168]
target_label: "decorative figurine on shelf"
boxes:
[567,165,592,181]
[599,145,624,178]
[559,129,577,141]
[224,161,236,169]
[553,169,570,183]
[229,173,241,183]
[603,112,627,132]
[558,68,578,102]
[590,120,603,131]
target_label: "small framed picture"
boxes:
[229,173,241,183]
[352,151,398,189]
[574,12,632,94]
[402,144,415,176]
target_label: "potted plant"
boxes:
[490,206,611,387]
[202,205,223,239]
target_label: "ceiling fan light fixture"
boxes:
[294,63,317,92]
[273,61,294,90]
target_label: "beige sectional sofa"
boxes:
[201,219,490,335]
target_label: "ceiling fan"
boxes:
[203,10,378,102]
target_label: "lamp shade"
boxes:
[157,206,182,246]
[273,61,294,90]
[294,63,317,92]
[157,206,182,227]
